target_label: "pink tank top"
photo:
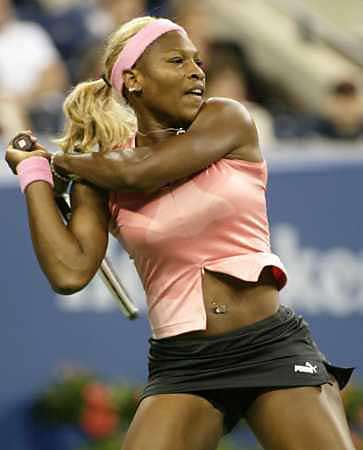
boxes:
[109,157,287,338]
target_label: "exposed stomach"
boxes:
[184,266,280,337]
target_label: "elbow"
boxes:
[51,283,85,296]
[50,272,91,295]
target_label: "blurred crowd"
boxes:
[1,0,363,145]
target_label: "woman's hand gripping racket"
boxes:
[12,133,139,320]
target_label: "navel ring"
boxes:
[211,301,228,314]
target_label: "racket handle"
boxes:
[12,133,34,151]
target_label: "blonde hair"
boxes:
[54,16,156,153]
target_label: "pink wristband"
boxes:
[16,156,54,193]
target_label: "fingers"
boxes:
[12,129,37,144]
[4,147,20,174]
[5,146,50,164]
[33,150,51,160]
[10,130,49,152]
[6,145,22,156]
[33,142,47,151]
[23,130,39,146]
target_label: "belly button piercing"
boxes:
[211,301,228,314]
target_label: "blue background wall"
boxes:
[1,151,362,448]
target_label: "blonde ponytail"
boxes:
[54,79,136,153]
[55,16,157,153]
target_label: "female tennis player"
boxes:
[5,16,355,450]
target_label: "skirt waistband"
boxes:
[148,306,309,360]
[150,305,294,346]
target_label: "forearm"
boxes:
[54,151,139,192]
[25,182,94,293]
[53,99,257,193]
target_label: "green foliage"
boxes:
[32,373,94,424]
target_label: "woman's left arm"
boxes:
[54,97,261,192]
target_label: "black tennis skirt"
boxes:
[140,305,353,433]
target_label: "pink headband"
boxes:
[110,18,188,94]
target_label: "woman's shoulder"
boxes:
[201,96,254,122]
[200,97,262,163]
[198,97,257,140]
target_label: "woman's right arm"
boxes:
[6,143,110,296]
[24,180,110,294]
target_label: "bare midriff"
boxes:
[182,267,280,338]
